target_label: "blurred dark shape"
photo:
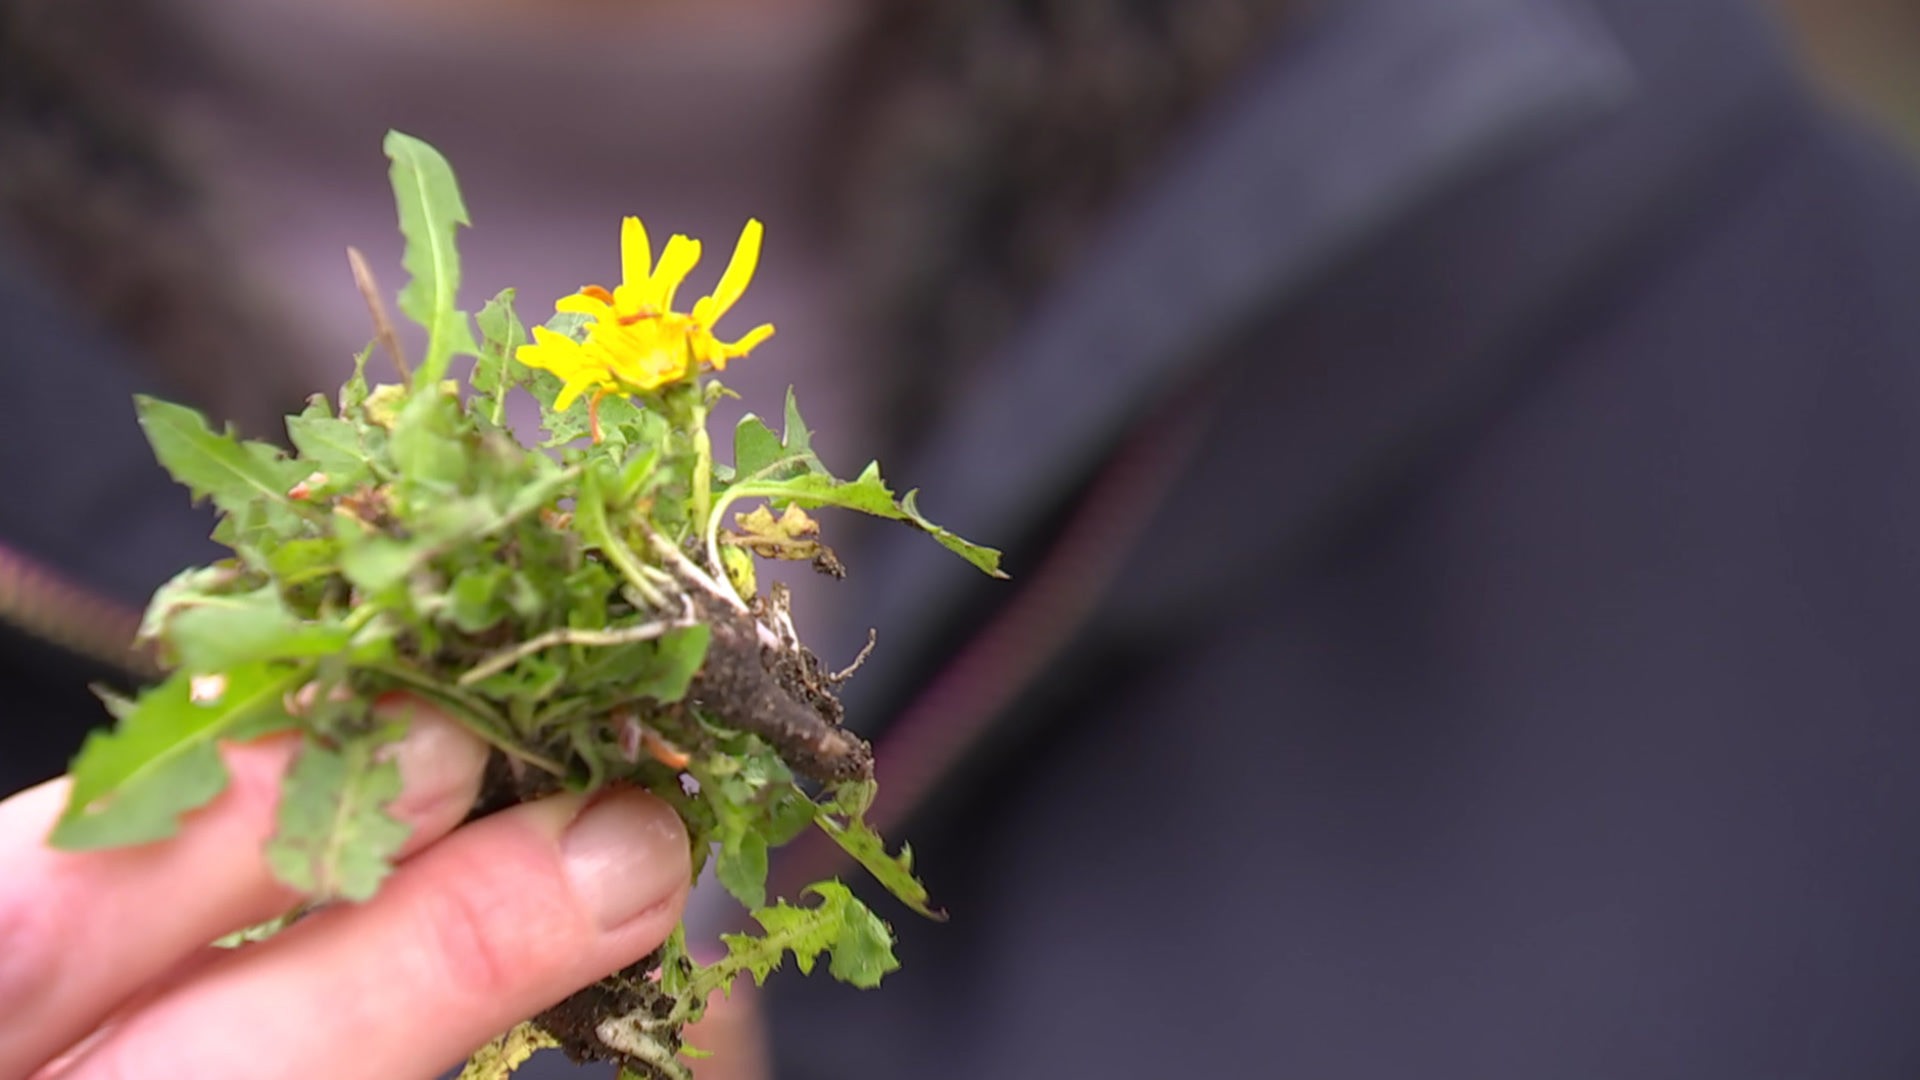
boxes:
[765,0,1920,1077]
[1775,0,1920,152]
[0,0,299,792]
[827,0,1298,460]
[0,0,309,436]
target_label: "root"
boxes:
[595,1007,692,1080]
[534,952,689,1080]
[459,611,696,686]
[689,597,872,784]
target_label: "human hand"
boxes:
[1,698,692,1080]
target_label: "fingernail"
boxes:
[561,791,690,931]
[376,699,490,819]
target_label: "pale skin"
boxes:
[0,698,697,1080]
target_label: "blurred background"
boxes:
[0,0,1913,417]
[1,0,1313,660]
[11,1,1920,1077]
[1777,0,1920,145]
[9,0,1920,448]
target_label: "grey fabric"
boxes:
[843,0,1639,728]
[767,0,1920,1077]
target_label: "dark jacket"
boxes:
[0,240,219,794]
[767,0,1920,1076]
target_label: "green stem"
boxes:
[580,509,670,610]
[701,482,795,600]
[458,618,690,687]
[683,913,818,1005]
[362,661,566,775]
[341,603,382,639]
[688,378,713,541]
[488,361,509,428]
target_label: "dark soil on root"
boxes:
[685,599,871,784]
[485,593,871,1070]
[534,951,683,1077]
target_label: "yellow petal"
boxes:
[608,283,658,320]
[586,338,640,383]
[707,218,763,320]
[553,377,595,412]
[620,217,652,287]
[718,323,775,358]
[653,235,702,312]
[513,344,547,372]
[516,326,579,374]
[688,333,720,371]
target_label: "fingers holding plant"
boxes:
[36,131,1002,1079]
[33,786,689,1080]
[2,698,581,1079]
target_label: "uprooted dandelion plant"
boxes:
[48,131,1002,1079]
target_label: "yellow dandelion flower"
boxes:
[515,217,776,413]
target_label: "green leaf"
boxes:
[898,489,1004,576]
[596,394,670,458]
[339,536,424,594]
[473,288,526,419]
[733,415,783,480]
[468,651,567,722]
[658,924,695,1001]
[446,564,511,633]
[715,821,769,909]
[390,389,470,492]
[693,739,816,912]
[560,561,615,632]
[712,881,899,990]
[730,388,823,484]
[539,402,591,448]
[614,445,664,505]
[637,625,710,704]
[761,783,820,846]
[337,483,520,600]
[286,412,375,488]
[815,790,943,920]
[339,494,497,596]
[782,387,814,461]
[506,570,545,619]
[265,726,412,901]
[731,463,1006,578]
[826,776,876,817]
[573,458,619,554]
[136,396,302,517]
[538,395,593,448]
[169,586,353,670]
[341,342,375,415]
[546,310,592,342]
[384,130,479,388]
[265,537,341,585]
[572,456,685,593]
[52,664,304,849]
[499,458,576,522]
[821,885,902,987]
[217,498,308,564]
[139,564,246,644]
